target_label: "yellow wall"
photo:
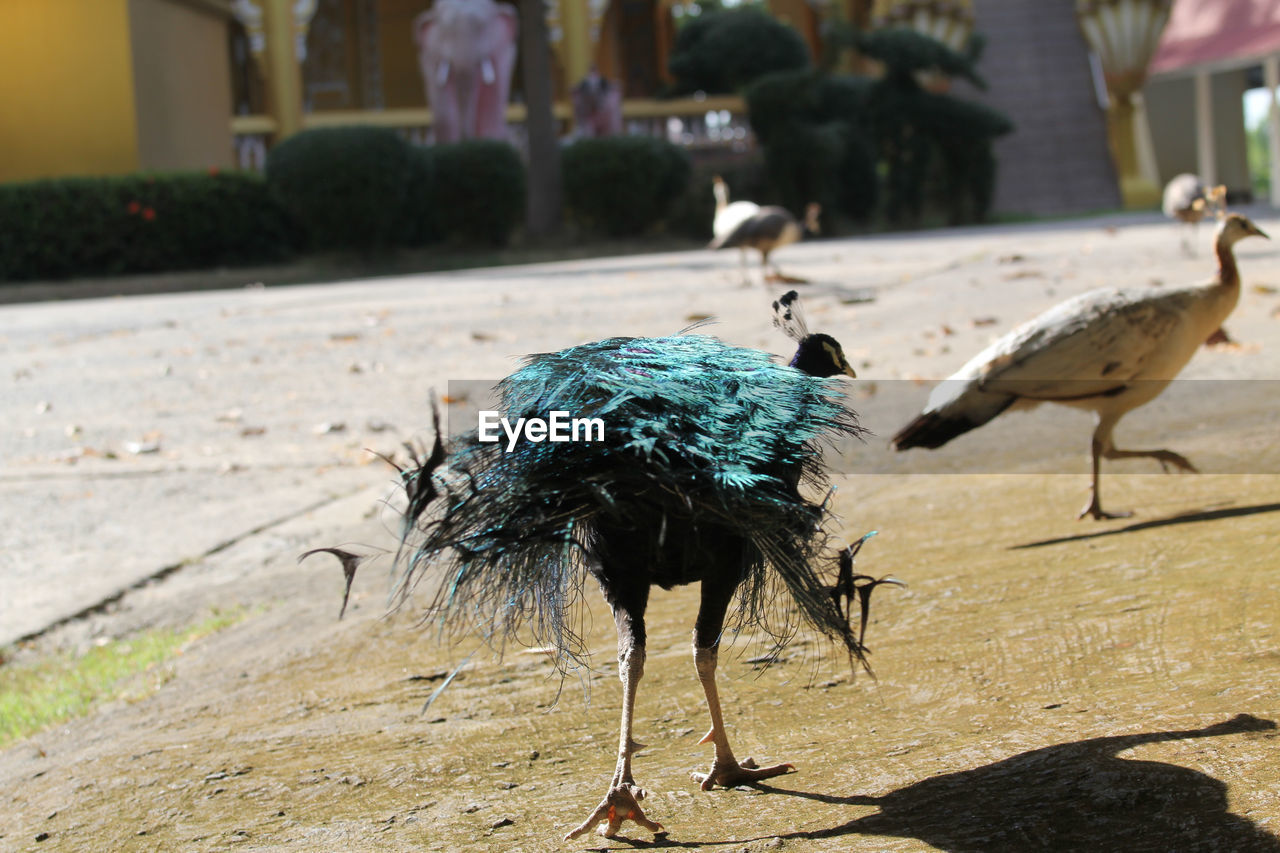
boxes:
[0,0,140,182]
[127,0,233,171]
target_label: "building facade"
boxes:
[12,0,1267,217]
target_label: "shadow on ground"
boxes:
[605,714,1278,851]
[1011,501,1280,550]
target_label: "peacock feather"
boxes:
[395,333,865,669]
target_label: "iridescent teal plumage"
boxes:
[396,332,865,669]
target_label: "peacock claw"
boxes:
[564,784,663,840]
[692,756,795,790]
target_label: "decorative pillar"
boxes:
[250,0,317,138]
[1265,55,1280,207]
[1194,69,1216,188]
[1076,0,1172,209]
[559,0,592,86]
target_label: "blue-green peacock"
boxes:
[310,292,894,840]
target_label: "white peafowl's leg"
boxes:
[1103,443,1197,475]
[690,579,794,790]
[1080,413,1137,521]
[565,604,663,840]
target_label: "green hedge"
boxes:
[0,171,296,282]
[265,125,425,252]
[562,136,691,237]
[266,129,525,250]
[426,139,526,246]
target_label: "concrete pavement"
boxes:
[4,208,1278,646]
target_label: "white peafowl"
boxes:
[1162,173,1226,255]
[710,176,819,285]
[892,213,1268,520]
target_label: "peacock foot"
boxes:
[563,783,664,840]
[692,755,795,791]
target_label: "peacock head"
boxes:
[772,290,856,379]
[1216,213,1269,248]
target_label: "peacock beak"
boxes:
[1254,223,1271,239]
[843,363,857,379]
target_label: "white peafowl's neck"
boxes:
[1214,237,1241,290]
[713,182,728,215]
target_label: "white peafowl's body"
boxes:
[892,213,1269,519]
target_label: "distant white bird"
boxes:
[710,176,819,285]
[1162,173,1226,254]
[892,213,1269,520]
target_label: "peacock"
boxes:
[342,292,894,840]
[892,213,1269,520]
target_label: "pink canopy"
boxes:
[1150,0,1280,75]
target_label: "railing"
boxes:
[230,95,754,170]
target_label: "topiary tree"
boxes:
[854,27,1013,226]
[744,69,878,223]
[562,136,691,237]
[746,26,1013,229]
[265,126,425,252]
[667,8,811,96]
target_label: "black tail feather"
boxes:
[892,396,1015,451]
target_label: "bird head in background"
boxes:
[1216,213,1270,247]
[1207,184,1227,220]
[772,290,856,379]
[712,175,729,208]
[803,203,822,236]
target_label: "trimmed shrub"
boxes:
[668,8,811,96]
[562,136,691,237]
[427,140,526,245]
[0,171,295,282]
[265,125,424,252]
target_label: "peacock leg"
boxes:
[690,579,794,790]
[564,598,663,840]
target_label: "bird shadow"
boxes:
[1009,501,1280,550]
[595,715,1277,852]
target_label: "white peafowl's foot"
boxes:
[1151,450,1197,474]
[764,272,809,285]
[691,754,795,790]
[1077,496,1133,521]
[564,783,663,840]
